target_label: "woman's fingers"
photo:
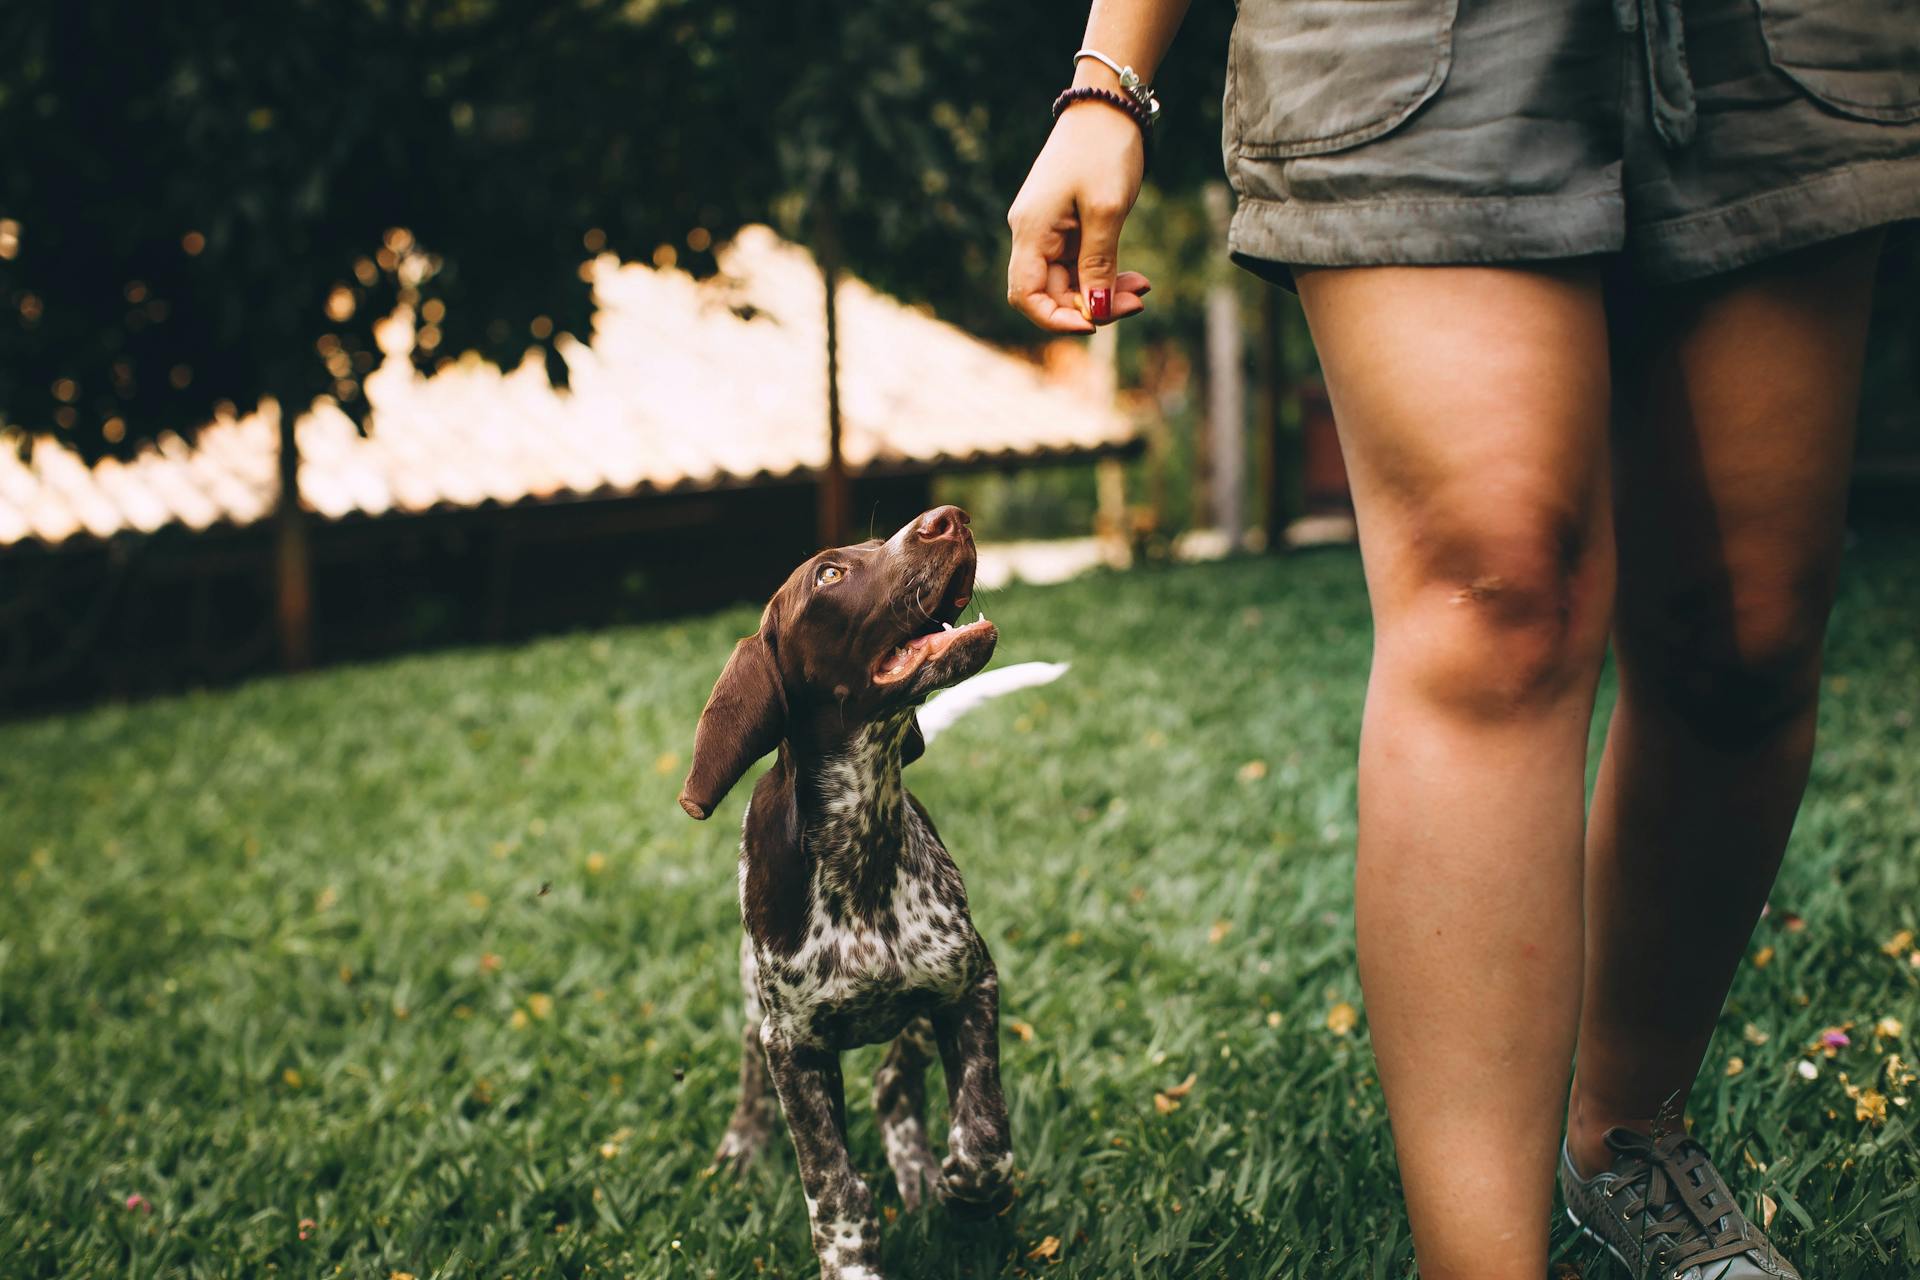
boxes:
[1006,213,1151,332]
[1067,273,1149,325]
[1075,201,1127,323]
[1099,270,1151,323]
[1008,217,1095,333]
[1005,106,1150,333]
[1110,290,1147,321]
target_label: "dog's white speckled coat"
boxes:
[685,508,1016,1280]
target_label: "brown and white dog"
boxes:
[679,505,1013,1280]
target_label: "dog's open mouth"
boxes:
[872,562,989,685]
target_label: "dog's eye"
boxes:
[815,564,844,586]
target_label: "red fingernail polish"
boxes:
[1088,288,1111,321]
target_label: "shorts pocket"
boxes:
[1757,0,1920,123]
[1226,0,1459,159]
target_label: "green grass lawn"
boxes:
[3,535,1918,1280]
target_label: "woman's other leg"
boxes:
[1296,263,1615,1280]
[1567,232,1884,1173]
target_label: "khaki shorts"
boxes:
[1224,0,1920,284]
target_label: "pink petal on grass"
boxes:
[124,1193,151,1213]
[1822,1030,1852,1049]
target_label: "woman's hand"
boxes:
[1006,102,1153,333]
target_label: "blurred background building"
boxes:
[0,229,1139,710]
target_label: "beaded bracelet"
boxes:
[1051,86,1154,164]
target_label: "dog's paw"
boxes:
[709,1125,771,1176]
[939,1179,1014,1221]
[892,1158,941,1214]
[938,1156,1014,1220]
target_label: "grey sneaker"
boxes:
[1560,1128,1800,1280]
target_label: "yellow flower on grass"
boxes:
[1855,1088,1889,1125]
[585,852,607,875]
[1882,929,1914,959]
[510,1008,530,1031]
[1326,1002,1359,1036]
[527,993,554,1020]
[1725,1057,1745,1077]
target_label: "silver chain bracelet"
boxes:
[1073,48,1162,127]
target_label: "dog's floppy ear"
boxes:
[680,632,786,820]
[901,715,926,767]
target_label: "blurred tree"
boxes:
[724,0,1235,539]
[0,0,1234,454]
[2,0,780,661]
[0,0,1235,655]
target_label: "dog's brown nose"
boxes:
[915,505,970,542]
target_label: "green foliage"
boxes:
[0,0,1235,460]
[0,0,689,455]
[4,539,1918,1278]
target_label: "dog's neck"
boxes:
[787,709,915,895]
[741,710,921,952]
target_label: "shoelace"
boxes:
[1603,1129,1761,1275]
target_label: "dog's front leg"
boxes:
[872,1016,941,1210]
[762,1027,886,1280]
[713,1018,780,1171]
[932,968,1015,1218]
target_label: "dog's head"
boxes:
[678,505,997,819]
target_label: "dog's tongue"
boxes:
[920,617,989,656]
[875,617,992,679]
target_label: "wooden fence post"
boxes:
[1203,183,1245,551]
[273,401,312,670]
[815,212,850,550]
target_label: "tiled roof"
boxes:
[0,226,1132,549]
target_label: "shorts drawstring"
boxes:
[1619,0,1699,148]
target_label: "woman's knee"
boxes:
[1618,567,1835,745]
[1373,507,1613,718]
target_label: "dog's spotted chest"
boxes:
[745,719,986,1052]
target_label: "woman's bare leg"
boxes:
[1296,263,1615,1280]
[1566,233,1884,1173]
